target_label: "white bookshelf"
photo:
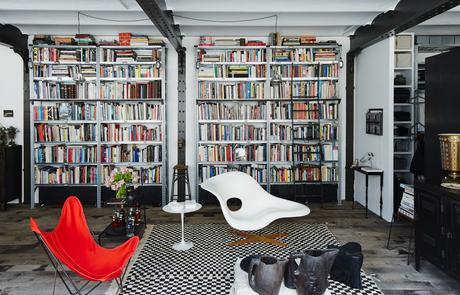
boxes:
[393,33,415,184]
[194,44,342,204]
[30,43,168,208]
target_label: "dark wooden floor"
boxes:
[0,201,459,294]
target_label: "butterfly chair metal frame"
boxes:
[33,232,131,295]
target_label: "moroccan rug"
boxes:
[121,223,383,295]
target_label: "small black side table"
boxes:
[97,200,147,246]
[352,166,384,218]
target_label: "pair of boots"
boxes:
[242,249,338,295]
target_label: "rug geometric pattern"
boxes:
[122,223,383,295]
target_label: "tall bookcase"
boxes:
[393,33,415,184]
[30,44,167,208]
[195,44,341,204]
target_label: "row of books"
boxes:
[101,49,161,62]
[199,49,266,63]
[270,123,338,141]
[198,144,266,162]
[198,65,266,78]
[199,165,267,183]
[272,49,312,62]
[102,166,162,184]
[270,102,339,120]
[270,144,338,162]
[398,184,414,219]
[35,166,98,185]
[33,65,97,78]
[101,124,162,142]
[271,64,338,78]
[32,48,96,63]
[34,124,97,142]
[198,81,265,99]
[270,81,337,99]
[198,103,266,120]
[198,37,266,47]
[270,165,338,183]
[33,103,97,121]
[34,146,97,163]
[101,145,162,163]
[100,65,160,78]
[100,81,162,99]
[101,102,162,121]
[34,81,97,99]
[198,124,266,141]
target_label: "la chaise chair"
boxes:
[30,196,139,295]
[200,171,310,247]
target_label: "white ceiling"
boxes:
[0,0,459,37]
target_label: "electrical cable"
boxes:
[173,14,278,32]
[77,11,149,23]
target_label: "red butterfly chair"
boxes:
[30,196,139,295]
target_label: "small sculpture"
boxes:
[248,256,287,295]
[285,249,338,295]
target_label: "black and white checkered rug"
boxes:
[122,223,383,295]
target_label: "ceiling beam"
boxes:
[136,0,183,52]
[350,0,460,53]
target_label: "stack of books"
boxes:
[53,36,74,45]
[314,49,337,61]
[131,35,149,46]
[59,50,79,62]
[148,38,165,46]
[33,35,53,45]
[81,65,96,77]
[282,37,301,46]
[115,49,135,62]
[272,50,290,62]
[300,36,316,45]
[119,32,131,46]
[136,50,154,62]
[214,39,241,46]
[51,65,73,77]
[398,184,414,220]
[74,34,95,45]
[228,65,249,78]
[246,40,266,46]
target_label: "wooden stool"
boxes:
[170,164,192,202]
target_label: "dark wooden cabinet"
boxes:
[415,181,460,280]
[0,145,22,210]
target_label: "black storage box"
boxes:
[394,111,411,121]
[394,88,411,103]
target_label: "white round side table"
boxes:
[162,201,202,251]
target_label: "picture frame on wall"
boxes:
[366,109,383,136]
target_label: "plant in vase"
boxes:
[104,167,140,200]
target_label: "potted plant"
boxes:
[104,167,140,199]
[6,126,18,146]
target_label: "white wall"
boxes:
[354,37,394,221]
[0,44,24,202]
[0,45,24,145]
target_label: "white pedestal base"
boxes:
[172,241,193,251]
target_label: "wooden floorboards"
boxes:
[0,201,459,294]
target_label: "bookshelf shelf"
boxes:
[393,33,415,184]
[195,44,341,204]
[30,44,168,208]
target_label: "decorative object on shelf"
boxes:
[394,74,407,85]
[358,152,374,168]
[327,242,363,289]
[285,249,338,295]
[366,109,383,136]
[439,133,460,189]
[104,167,140,199]
[248,256,287,295]
[200,171,310,246]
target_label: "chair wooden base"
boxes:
[227,230,288,247]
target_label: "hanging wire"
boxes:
[77,11,149,23]
[173,14,279,33]
[76,11,279,33]
[77,11,81,34]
